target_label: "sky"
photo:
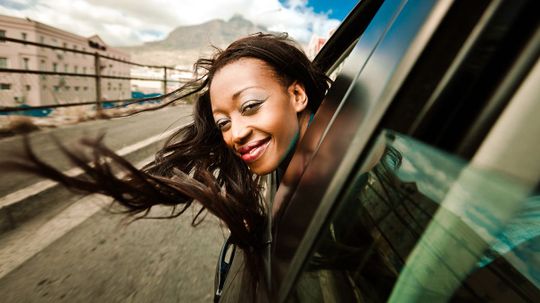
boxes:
[0,0,359,47]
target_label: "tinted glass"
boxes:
[288,130,540,302]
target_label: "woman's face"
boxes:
[210,58,308,175]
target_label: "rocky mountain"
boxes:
[120,15,270,68]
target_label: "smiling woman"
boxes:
[5,33,331,295]
[210,58,311,175]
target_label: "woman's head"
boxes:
[194,33,330,175]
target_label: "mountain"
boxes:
[120,15,269,67]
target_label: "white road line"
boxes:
[0,156,154,280]
[0,127,180,209]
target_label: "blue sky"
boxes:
[304,0,358,20]
[0,0,358,46]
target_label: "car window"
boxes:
[288,130,540,302]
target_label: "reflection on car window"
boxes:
[288,130,540,302]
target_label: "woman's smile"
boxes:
[238,138,271,163]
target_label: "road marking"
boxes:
[0,127,181,209]
[0,156,153,280]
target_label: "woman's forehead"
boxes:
[213,58,275,84]
[209,58,281,108]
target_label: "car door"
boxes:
[272,0,539,302]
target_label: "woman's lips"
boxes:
[238,138,271,163]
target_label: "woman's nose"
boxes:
[231,121,252,144]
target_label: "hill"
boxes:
[120,15,270,67]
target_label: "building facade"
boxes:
[0,14,130,107]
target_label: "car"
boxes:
[216,0,540,301]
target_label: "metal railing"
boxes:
[0,36,193,115]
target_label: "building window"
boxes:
[0,83,11,90]
[83,86,88,91]
[74,86,79,91]
[40,36,44,47]
[52,62,58,72]
[40,59,46,79]
[64,64,68,72]
[53,86,59,92]
[63,42,67,53]
[25,85,31,91]
[0,30,5,43]
[23,57,29,70]
[0,57,7,68]
[82,67,87,74]
[74,65,78,73]
[21,32,27,45]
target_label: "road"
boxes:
[0,206,224,302]
[0,104,194,196]
[0,104,226,302]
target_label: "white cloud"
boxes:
[0,0,342,46]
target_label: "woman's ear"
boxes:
[288,81,308,113]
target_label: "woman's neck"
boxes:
[276,110,313,182]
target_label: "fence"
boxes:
[0,36,192,116]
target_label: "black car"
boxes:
[216,0,540,301]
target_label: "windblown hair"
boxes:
[9,33,331,290]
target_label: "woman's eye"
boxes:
[240,100,263,114]
[216,119,230,130]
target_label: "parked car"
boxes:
[216,0,540,301]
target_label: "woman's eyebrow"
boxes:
[232,86,261,99]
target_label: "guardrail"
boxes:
[0,36,192,115]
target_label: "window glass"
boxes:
[288,130,539,302]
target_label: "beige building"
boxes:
[0,14,130,107]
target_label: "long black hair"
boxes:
[8,32,331,291]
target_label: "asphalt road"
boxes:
[0,104,194,196]
[0,104,226,302]
[0,206,224,302]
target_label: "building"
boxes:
[0,14,130,107]
[306,34,328,60]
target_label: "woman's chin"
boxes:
[249,163,275,176]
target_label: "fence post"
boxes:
[94,52,103,117]
[163,66,168,95]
